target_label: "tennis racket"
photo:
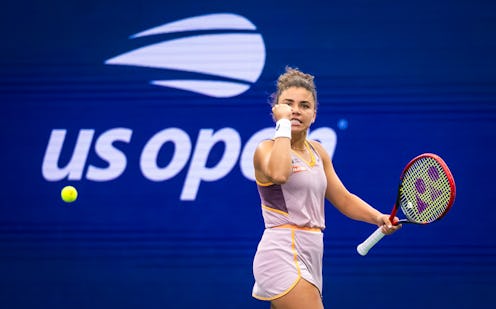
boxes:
[357,153,456,256]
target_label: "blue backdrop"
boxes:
[1,0,495,308]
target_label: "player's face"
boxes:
[278,87,316,131]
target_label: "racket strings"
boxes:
[400,157,452,223]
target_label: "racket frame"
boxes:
[356,153,456,256]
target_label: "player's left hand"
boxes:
[377,214,402,235]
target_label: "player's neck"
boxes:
[291,139,307,151]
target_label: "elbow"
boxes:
[265,161,292,184]
[272,175,289,184]
[269,171,291,184]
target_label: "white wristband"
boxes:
[274,119,291,139]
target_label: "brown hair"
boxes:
[270,66,317,109]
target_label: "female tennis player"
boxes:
[252,67,401,309]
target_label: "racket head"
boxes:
[398,153,456,224]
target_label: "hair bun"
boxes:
[270,66,318,107]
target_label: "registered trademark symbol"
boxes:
[337,119,348,130]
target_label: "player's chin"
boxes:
[290,125,308,133]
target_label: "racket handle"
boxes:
[356,227,386,256]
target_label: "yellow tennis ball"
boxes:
[61,186,78,203]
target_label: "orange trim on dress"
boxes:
[256,179,274,186]
[273,224,322,233]
[291,140,316,167]
[252,229,302,301]
[262,204,289,216]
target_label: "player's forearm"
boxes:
[339,193,383,225]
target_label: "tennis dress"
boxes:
[252,141,327,301]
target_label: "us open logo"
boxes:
[41,13,337,202]
[105,13,266,98]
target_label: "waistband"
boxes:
[271,224,322,233]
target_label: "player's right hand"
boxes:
[272,103,292,121]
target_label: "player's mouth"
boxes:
[291,118,302,126]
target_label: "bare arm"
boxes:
[253,138,292,184]
[310,141,401,234]
[253,103,294,184]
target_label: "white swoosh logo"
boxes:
[131,13,257,37]
[105,13,266,98]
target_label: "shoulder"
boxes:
[253,139,275,183]
[308,140,330,161]
[258,139,274,148]
[253,139,274,161]
[308,139,337,180]
[254,139,274,155]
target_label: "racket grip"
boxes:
[356,227,386,256]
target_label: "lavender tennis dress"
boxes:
[252,141,327,301]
